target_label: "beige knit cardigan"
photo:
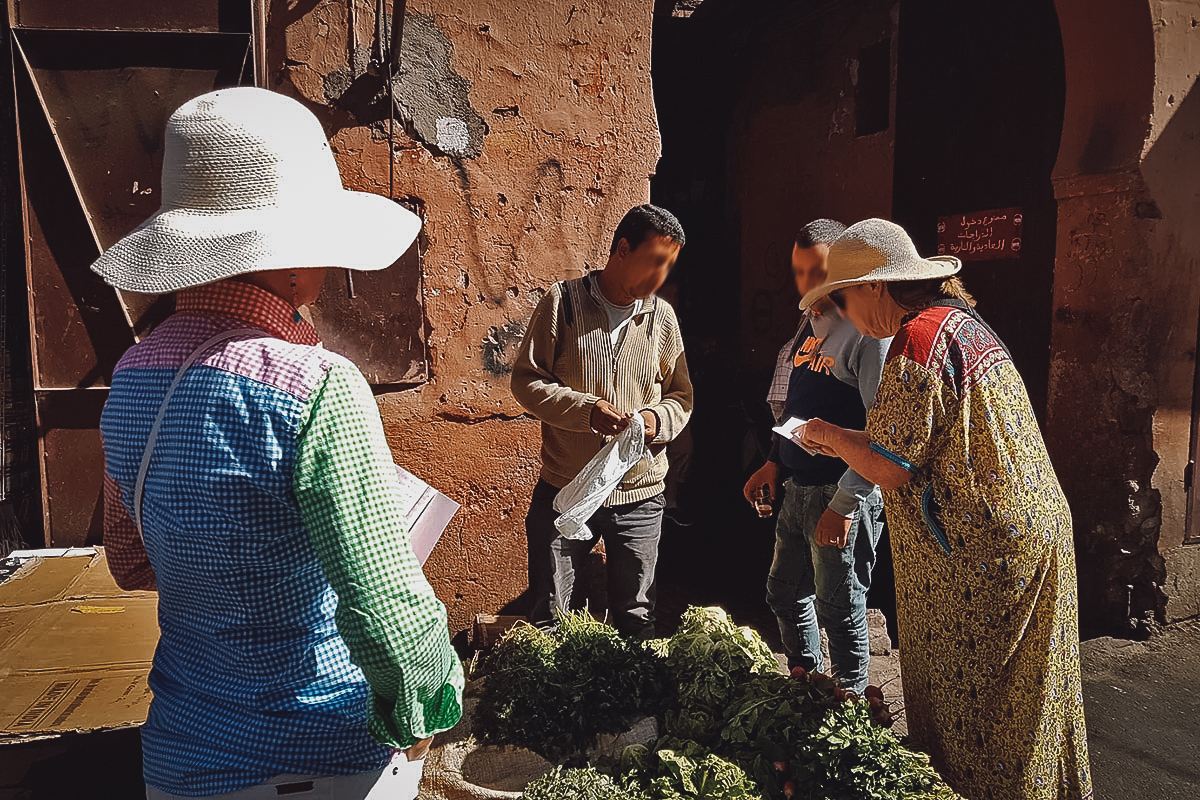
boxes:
[511,274,694,505]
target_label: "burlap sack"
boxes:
[418,697,552,800]
[418,694,658,799]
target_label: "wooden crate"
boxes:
[471,614,526,651]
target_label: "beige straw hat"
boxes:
[91,87,420,294]
[799,218,961,310]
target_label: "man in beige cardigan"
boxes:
[511,204,694,639]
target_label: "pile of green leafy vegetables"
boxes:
[522,740,761,800]
[476,606,964,800]
[473,610,670,763]
[660,605,781,747]
[717,672,961,799]
[618,737,764,800]
[523,766,640,800]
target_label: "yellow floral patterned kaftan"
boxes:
[866,305,1091,800]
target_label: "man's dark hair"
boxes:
[610,204,686,254]
[795,218,846,249]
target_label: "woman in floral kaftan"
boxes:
[796,219,1092,800]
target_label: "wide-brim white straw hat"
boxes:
[799,218,962,310]
[91,87,420,294]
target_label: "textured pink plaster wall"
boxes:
[275,0,661,637]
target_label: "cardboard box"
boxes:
[0,486,455,745]
[0,547,158,743]
[0,492,456,794]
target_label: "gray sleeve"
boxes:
[828,335,893,516]
[853,334,892,410]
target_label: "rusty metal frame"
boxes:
[253,0,267,87]
[6,4,257,546]
[308,219,430,387]
[5,1,430,546]
[310,0,429,387]
[1185,305,1200,545]
[9,0,237,34]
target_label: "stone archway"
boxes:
[1049,0,1200,633]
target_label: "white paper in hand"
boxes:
[393,465,460,565]
[552,421,647,540]
[772,416,821,456]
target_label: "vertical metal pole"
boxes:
[385,0,408,201]
[373,0,387,70]
[390,0,407,70]
[0,39,8,511]
[348,0,357,72]
[385,2,396,200]
[254,0,268,87]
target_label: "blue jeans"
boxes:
[525,479,663,639]
[765,479,884,693]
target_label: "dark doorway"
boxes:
[649,0,777,638]
[649,0,1067,643]
[892,0,1066,421]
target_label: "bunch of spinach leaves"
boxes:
[484,607,964,800]
[618,738,764,800]
[656,608,963,800]
[518,737,764,800]
[661,606,780,747]
[523,766,643,800]
[718,673,961,799]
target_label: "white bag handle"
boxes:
[132,328,259,537]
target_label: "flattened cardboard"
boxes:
[0,478,457,745]
[0,548,158,743]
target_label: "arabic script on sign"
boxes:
[936,207,1023,261]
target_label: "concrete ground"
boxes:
[787,611,1200,799]
[861,615,1200,799]
[1079,618,1200,799]
[863,609,907,739]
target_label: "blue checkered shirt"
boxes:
[100,283,463,796]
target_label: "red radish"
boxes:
[863,685,884,701]
[789,666,807,680]
[870,703,896,727]
[811,673,835,692]
[773,760,788,772]
[783,780,796,798]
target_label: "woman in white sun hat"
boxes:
[795,219,1092,800]
[94,87,462,800]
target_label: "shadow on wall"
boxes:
[1137,73,1200,611]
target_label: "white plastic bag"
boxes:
[552,421,647,540]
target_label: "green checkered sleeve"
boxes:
[294,361,464,748]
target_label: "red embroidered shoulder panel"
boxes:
[888,306,1009,396]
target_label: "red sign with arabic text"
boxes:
[936,207,1022,261]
